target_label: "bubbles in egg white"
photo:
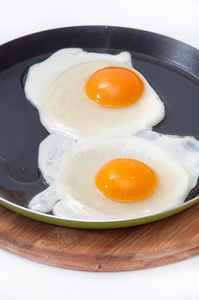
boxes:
[29,131,199,221]
[24,48,165,142]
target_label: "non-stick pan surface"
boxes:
[0,26,199,229]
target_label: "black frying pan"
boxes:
[0,26,199,228]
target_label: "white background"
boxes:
[1,0,199,299]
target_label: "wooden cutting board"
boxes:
[0,203,199,272]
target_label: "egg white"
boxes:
[28,132,199,221]
[24,48,165,142]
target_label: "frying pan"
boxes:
[0,26,199,229]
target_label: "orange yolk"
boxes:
[85,67,144,107]
[95,158,157,202]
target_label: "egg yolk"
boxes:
[95,158,157,202]
[85,67,144,107]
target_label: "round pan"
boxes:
[0,25,199,229]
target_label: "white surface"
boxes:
[1,0,199,299]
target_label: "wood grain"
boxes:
[0,203,199,271]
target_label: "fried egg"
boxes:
[29,131,199,221]
[24,48,165,142]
